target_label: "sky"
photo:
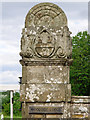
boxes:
[0,1,89,85]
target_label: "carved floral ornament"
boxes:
[20,3,72,62]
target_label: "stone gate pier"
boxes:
[19,3,90,119]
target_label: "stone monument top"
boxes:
[20,2,72,66]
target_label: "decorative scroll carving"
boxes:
[56,47,65,58]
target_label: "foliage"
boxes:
[1,91,21,116]
[70,31,90,96]
[13,92,21,116]
[2,91,10,116]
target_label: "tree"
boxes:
[70,31,90,96]
[13,92,21,116]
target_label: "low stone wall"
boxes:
[71,96,90,119]
[21,96,90,119]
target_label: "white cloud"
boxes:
[68,19,88,36]
[0,71,21,84]
[0,53,20,66]
[0,17,23,67]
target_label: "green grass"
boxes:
[0,115,22,120]
[4,116,22,118]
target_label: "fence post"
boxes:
[1,114,4,120]
[10,90,13,119]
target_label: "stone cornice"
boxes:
[19,58,73,66]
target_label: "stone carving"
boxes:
[20,3,72,63]
[20,2,73,119]
[34,28,55,58]
[20,3,90,119]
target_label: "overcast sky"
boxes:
[0,1,88,85]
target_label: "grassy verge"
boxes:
[0,115,22,120]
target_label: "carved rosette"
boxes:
[20,3,72,65]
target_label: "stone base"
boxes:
[19,118,89,120]
[22,102,71,118]
[21,96,90,119]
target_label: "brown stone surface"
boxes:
[22,66,69,84]
[65,104,70,118]
[72,114,88,118]
[25,3,67,28]
[30,114,45,118]
[22,66,27,83]
[66,84,71,102]
[71,104,89,117]
[71,96,90,103]
[20,83,71,102]
[46,115,62,118]
[71,96,90,119]
[22,103,64,118]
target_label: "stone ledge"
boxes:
[20,59,73,66]
[72,96,90,99]
[71,96,90,103]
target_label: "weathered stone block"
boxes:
[20,83,71,102]
[71,104,89,115]
[46,115,62,118]
[66,84,71,102]
[63,103,71,118]
[22,65,69,84]
[22,66,27,83]
[71,96,90,119]
[21,84,65,102]
[31,114,45,118]
[71,96,90,103]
